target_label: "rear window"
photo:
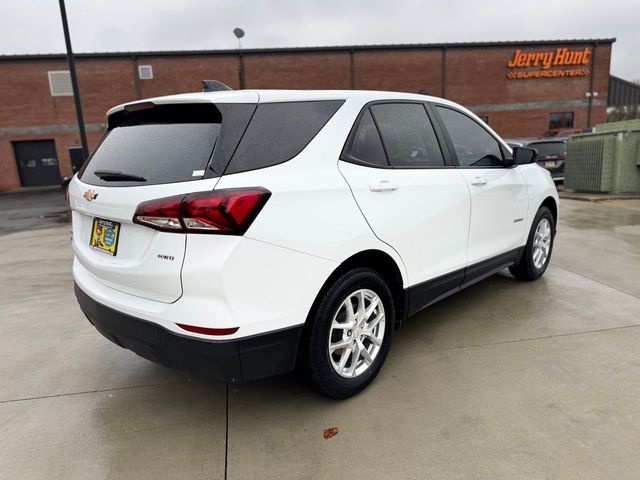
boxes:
[529,142,566,158]
[224,100,344,175]
[81,123,219,186]
[80,103,255,187]
[80,100,343,186]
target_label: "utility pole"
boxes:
[586,42,598,129]
[59,0,89,161]
[234,28,246,89]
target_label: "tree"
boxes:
[607,104,640,122]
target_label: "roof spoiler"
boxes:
[202,80,233,92]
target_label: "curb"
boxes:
[0,186,63,196]
[559,192,640,202]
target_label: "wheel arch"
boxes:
[305,249,407,331]
[540,196,558,229]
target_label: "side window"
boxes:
[370,103,445,167]
[226,100,344,175]
[346,109,388,167]
[436,106,504,167]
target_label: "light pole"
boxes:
[234,28,245,89]
[585,91,599,129]
[58,0,89,161]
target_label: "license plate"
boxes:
[89,218,121,256]
[545,161,555,168]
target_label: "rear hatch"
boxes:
[530,141,566,169]
[70,96,258,302]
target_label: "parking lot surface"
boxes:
[1,192,639,479]
[0,189,68,236]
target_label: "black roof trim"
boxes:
[0,38,616,61]
[609,75,640,89]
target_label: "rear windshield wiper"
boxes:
[93,170,147,182]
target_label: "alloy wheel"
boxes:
[532,218,552,269]
[328,289,386,378]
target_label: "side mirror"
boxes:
[513,147,537,165]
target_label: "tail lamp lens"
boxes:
[133,187,271,235]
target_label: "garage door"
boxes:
[13,140,61,187]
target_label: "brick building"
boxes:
[0,38,614,190]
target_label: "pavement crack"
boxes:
[0,379,191,405]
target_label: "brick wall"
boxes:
[474,105,607,138]
[354,49,443,94]
[445,44,596,105]
[245,52,351,89]
[138,55,240,97]
[0,41,613,189]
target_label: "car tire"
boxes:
[298,268,394,399]
[509,206,555,281]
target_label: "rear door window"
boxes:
[225,100,344,175]
[370,103,445,167]
[344,109,388,167]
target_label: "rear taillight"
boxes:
[133,187,271,235]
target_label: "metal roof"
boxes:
[608,76,640,107]
[0,38,616,61]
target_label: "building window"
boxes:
[138,65,153,80]
[549,112,574,130]
[47,71,73,96]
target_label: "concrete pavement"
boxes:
[0,188,68,236]
[0,196,639,479]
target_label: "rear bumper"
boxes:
[75,283,303,382]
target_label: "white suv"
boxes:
[69,89,558,398]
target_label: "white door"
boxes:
[338,102,471,288]
[434,105,529,264]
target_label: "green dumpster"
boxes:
[565,120,640,194]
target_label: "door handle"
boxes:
[469,176,488,186]
[369,181,399,192]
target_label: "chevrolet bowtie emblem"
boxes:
[83,189,99,201]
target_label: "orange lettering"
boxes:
[516,52,527,67]
[532,53,543,66]
[553,48,566,65]
[507,47,593,75]
[507,49,522,67]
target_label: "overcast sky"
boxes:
[1,0,638,80]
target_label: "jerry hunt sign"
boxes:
[506,47,591,80]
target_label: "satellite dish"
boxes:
[233,28,245,39]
